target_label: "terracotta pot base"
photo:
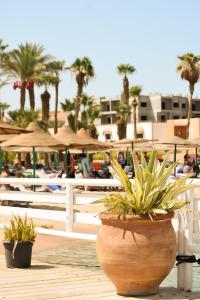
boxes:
[97,213,176,296]
[117,282,159,296]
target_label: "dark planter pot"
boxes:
[3,241,34,268]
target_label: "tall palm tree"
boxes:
[1,43,51,111]
[67,57,95,132]
[177,53,200,138]
[117,64,136,104]
[45,60,65,133]
[129,85,142,139]
[116,104,131,140]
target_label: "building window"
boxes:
[173,116,179,119]
[141,115,147,121]
[140,102,147,107]
[106,104,110,111]
[137,133,143,138]
[182,116,187,119]
[173,102,179,108]
[161,115,166,122]
[105,133,111,140]
[107,117,111,124]
[161,102,166,109]
[192,104,196,111]
[182,103,186,109]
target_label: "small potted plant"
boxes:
[3,215,37,268]
[95,151,193,296]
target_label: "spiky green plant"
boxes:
[3,215,37,242]
[95,151,194,215]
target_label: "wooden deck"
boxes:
[0,255,199,300]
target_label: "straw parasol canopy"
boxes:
[1,122,64,148]
[0,123,31,134]
[2,146,58,153]
[77,128,112,150]
[0,134,17,142]
[156,136,193,146]
[114,138,154,145]
[54,124,93,147]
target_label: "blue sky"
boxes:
[1,0,200,111]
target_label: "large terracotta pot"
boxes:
[96,213,176,296]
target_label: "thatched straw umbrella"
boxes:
[77,128,112,150]
[54,125,96,177]
[156,136,194,175]
[1,122,64,177]
[113,138,156,151]
[0,123,31,134]
[0,124,31,173]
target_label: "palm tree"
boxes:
[80,93,94,126]
[61,98,75,131]
[1,43,51,111]
[129,85,142,139]
[116,104,131,140]
[177,53,200,138]
[117,64,136,104]
[45,60,65,133]
[0,102,10,122]
[61,94,100,134]
[8,109,39,128]
[87,103,101,138]
[67,57,95,132]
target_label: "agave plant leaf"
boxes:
[95,151,194,215]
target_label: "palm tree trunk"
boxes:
[28,84,35,111]
[186,83,194,139]
[117,120,126,140]
[122,75,129,105]
[41,90,50,122]
[74,83,83,132]
[133,100,137,139]
[20,87,26,111]
[54,83,59,134]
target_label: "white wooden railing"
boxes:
[0,178,121,240]
[0,177,199,291]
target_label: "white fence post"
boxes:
[184,189,193,291]
[177,209,185,290]
[65,182,74,233]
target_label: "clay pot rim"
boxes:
[99,212,174,221]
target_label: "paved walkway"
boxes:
[0,235,200,299]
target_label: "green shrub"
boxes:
[3,215,37,242]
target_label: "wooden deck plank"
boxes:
[0,255,199,300]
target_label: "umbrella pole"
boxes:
[32,146,36,178]
[131,142,134,152]
[173,144,177,176]
[0,146,3,174]
[65,146,69,178]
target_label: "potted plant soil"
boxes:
[3,215,37,268]
[95,151,193,296]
